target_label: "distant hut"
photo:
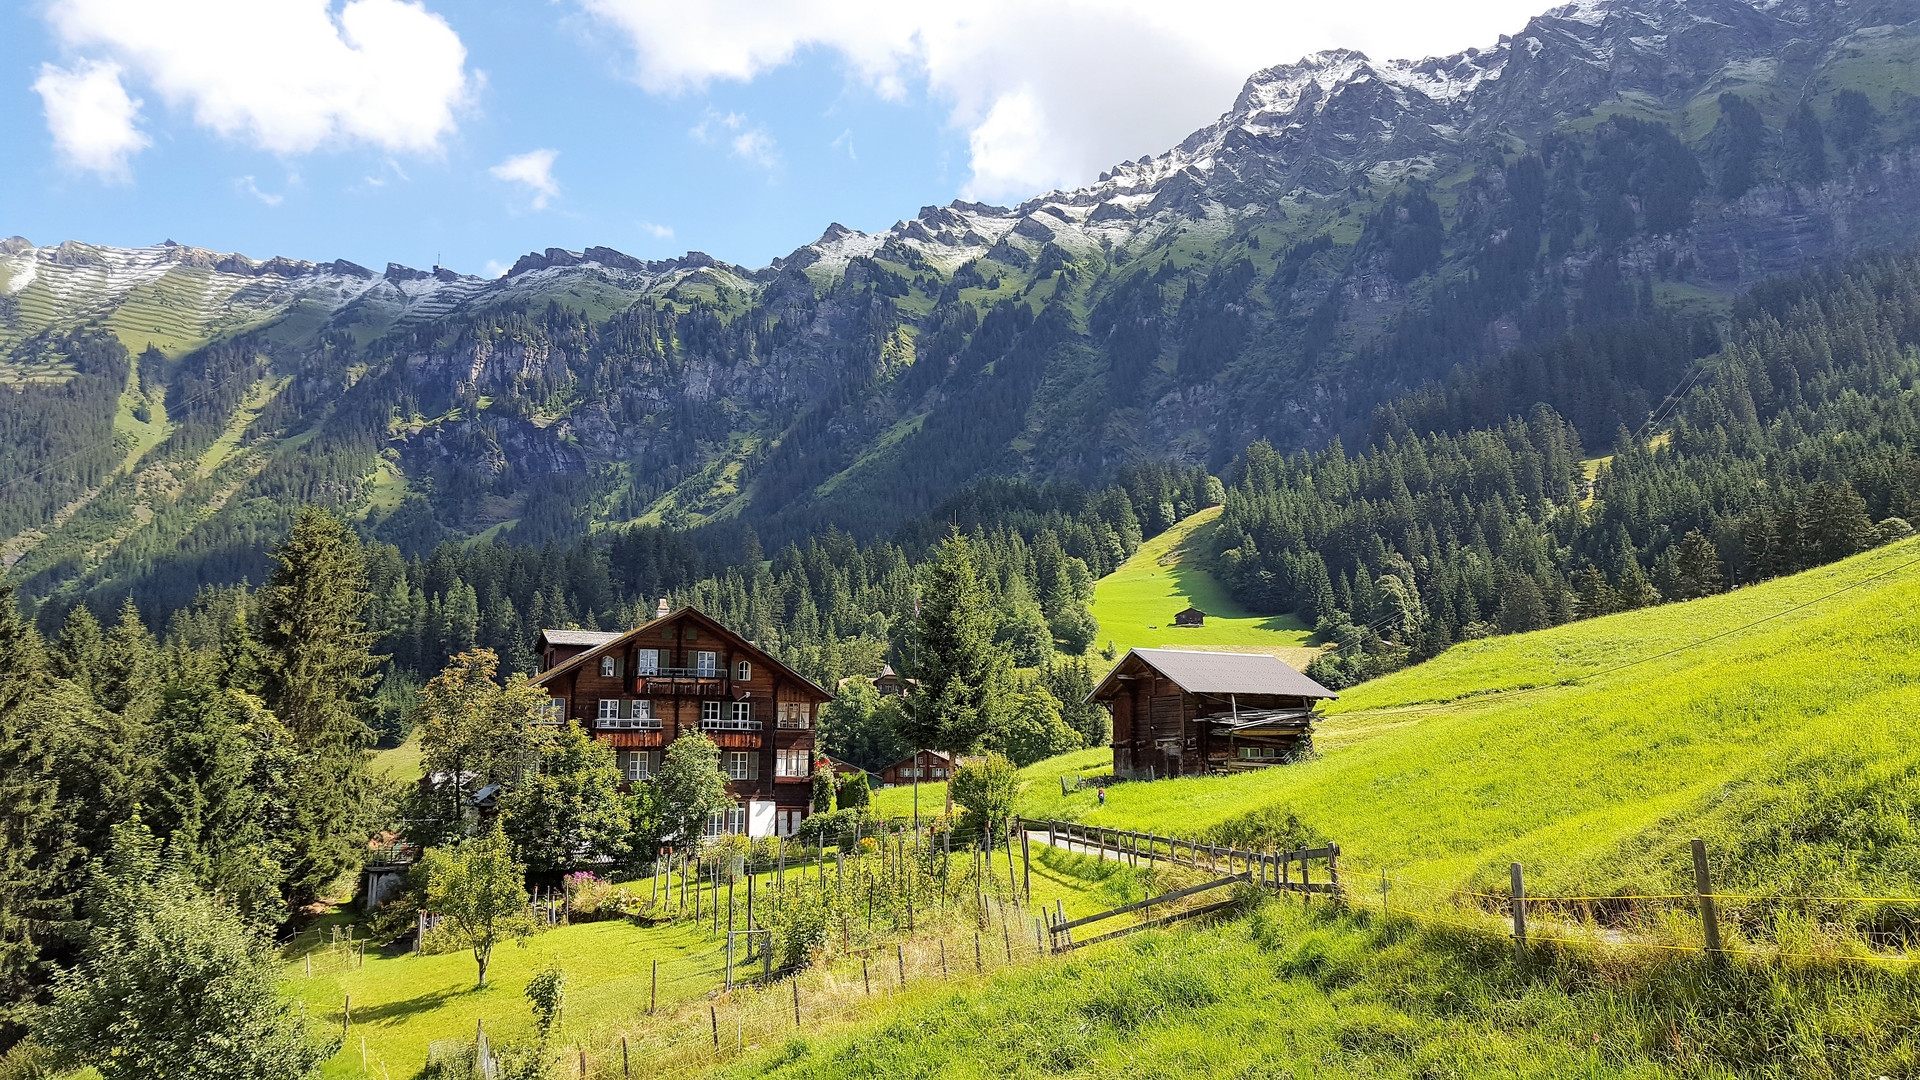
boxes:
[1088,649,1338,779]
[1173,606,1207,627]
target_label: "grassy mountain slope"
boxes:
[1081,505,1317,663]
[1022,536,1920,899]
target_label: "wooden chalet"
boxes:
[1088,649,1337,779]
[876,749,955,788]
[1173,607,1207,627]
[530,604,833,839]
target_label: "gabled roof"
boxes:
[537,629,623,648]
[530,606,834,700]
[1089,648,1337,702]
[881,749,954,772]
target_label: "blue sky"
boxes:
[2,0,1549,276]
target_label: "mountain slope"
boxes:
[5,0,1920,615]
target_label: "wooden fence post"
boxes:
[342,994,350,1035]
[1021,830,1032,900]
[792,979,801,1026]
[862,959,871,995]
[623,1036,630,1078]
[650,958,658,1014]
[1328,841,1342,906]
[974,932,983,972]
[896,943,906,987]
[1510,862,1527,969]
[710,1005,719,1052]
[940,939,949,979]
[1692,838,1722,967]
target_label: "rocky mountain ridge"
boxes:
[4,0,1919,618]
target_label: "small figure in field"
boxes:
[1097,788,1106,807]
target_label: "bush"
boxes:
[835,771,871,809]
[795,808,881,850]
[562,871,615,916]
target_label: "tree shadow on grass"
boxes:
[349,985,478,1024]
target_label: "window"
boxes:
[542,697,566,722]
[931,768,947,779]
[705,809,725,838]
[701,701,722,723]
[635,649,659,675]
[725,751,757,781]
[597,699,620,720]
[1239,746,1283,760]
[731,701,752,726]
[599,656,616,678]
[775,749,810,778]
[728,807,746,834]
[695,651,718,677]
[777,702,812,730]
[702,807,747,837]
[735,660,751,681]
[623,750,657,782]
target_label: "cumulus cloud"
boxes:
[639,221,674,239]
[32,60,149,179]
[490,148,560,209]
[576,0,1548,201]
[41,0,471,160]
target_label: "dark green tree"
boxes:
[39,819,333,1079]
[1671,530,1726,600]
[259,507,380,904]
[901,532,1012,811]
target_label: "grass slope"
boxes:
[1083,506,1316,665]
[1022,538,1920,898]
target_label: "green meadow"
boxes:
[1019,537,1920,901]
[1081,505,1317,667]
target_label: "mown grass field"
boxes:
[1019,537,1920,901]
[1081,506,1317,666]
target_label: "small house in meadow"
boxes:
[1088,648,1337,779]
[877,749,955,787]
[1173,606,1207,627]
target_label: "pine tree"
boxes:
[50,605,105,701]
[901,532,1012,812]
[259,507,380,904]
[1671,530,1726,600]
[0,586,80,1046]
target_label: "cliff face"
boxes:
[5,0,1920,608]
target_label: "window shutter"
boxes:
[748,753,760,781]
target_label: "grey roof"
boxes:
[539,629,623,647]
[1107,648,1337,700]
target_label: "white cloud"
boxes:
[483,259,510,278]
[490,148,560,209]
[576,0,1550,201]
[236,175,285,205]
[32,60,149,179]
[831,128,856,161]
[640,221,673,239]
[41,0,472,159]
[690,110,779,170]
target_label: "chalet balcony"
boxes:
[596,717,662,731]
[634,673,726,695]
[701,717,762,733]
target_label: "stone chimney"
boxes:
[656,597,671,620]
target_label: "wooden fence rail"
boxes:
[1020,817,1340,898]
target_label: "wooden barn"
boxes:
[530,605,832,839]
[876,749,955,787]
[1088,649,1337,779]
[1173,606,1207,627]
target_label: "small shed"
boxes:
[1173,607,1207,627]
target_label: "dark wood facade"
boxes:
[876,750,954,787]
[531,608,832,838]
[1089,649,1336,780]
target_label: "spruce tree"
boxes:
[901,532,1011,812]
[260,507,380,904]
[50,605,105,701]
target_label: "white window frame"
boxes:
[725,751,756,782]
[625,750,654,782]
[636,649,659,675]
[728,807,747,835]
[701,701,722,723]
[777,702,812,730]
[731,701,752,726]
[695,651,718,677]
[775,748,810,778]
[597,699,620,721]
[735,659,751,681]
[543,697,566,722]
[705,810,725,838]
